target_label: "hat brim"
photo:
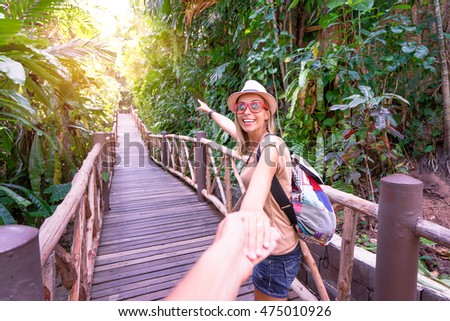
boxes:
[227,91,277,114]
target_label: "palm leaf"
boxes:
[0,90,36,116]
[53,5,98,39]
[24,76,51,106]
[44,143,62,185]
[0,111,39,130]
[0,19,23,45]
[0,185,32,208]
[1,184,52,218]
[19,58,65,85]
[0,112,58,152]
[24,0,66,18]
[43,183,71,203]
[0,55,26,85]
[30,46,72,79]
[29,134,45,194]
[47,38,116,62]
[209,62,230,84]
[8,0,65,25]
[0,203,16,225]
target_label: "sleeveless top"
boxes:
[240,135,298,255]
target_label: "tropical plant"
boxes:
[329,85,409,200]
[126,0,447,190]
[0,0,117,225]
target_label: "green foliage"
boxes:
[0,183,52,226]
[123,0,445,199]
[329,85,409,200]
[280,2,440,197]
[43,182,71,203]
[357,233,377,253]
[0,0,120,226]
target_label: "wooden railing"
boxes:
[146,131,248,215]
[131,108,450,301]
[38,112,118,300]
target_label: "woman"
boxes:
[197,80,301,301]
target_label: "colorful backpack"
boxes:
[257,145,336,246]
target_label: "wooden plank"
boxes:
[99,215,220,234]
[91,261,194,297]
[93,251,206,285]
[97,223,219,251]
[95,236,214,266]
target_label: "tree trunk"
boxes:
[268,0,286,88]
[296,1,308,48]
[433,0,450,155]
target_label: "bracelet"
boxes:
[208,110,216,118]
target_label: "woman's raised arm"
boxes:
[197,99,238,140]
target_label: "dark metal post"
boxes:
[93,132,111,211]
[374,174,423,300]
[0,225,44,300]
[195,131,207,202]
[161,131,168,168]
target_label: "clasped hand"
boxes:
[216,211,279,271]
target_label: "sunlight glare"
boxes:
[74,0,132,39]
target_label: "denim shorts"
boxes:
[252,242,302,299]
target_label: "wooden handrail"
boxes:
[38,116,117,300]
[321,185,379,218]
[39,142,103,266]
[415,219,450,248]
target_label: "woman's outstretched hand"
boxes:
[197,99,211,114]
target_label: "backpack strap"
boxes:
[256,144,297,227]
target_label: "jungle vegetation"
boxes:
[124,0,450,203]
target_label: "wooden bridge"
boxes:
[89,114,309,301]
[89,114,248,300]
[6,110,449,301]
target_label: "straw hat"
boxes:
[227,80,277,114]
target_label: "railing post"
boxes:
[374,174,423,300]
[0,225,44,300]
[195,131,207,202]
[114,110,118,141]
[337,207,359,301]
[93,132,111,211]
[147,133,152,161]
[161,131,168,168]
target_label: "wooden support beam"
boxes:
[337,208,359,301]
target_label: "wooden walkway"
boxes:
[90,114,255,300]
